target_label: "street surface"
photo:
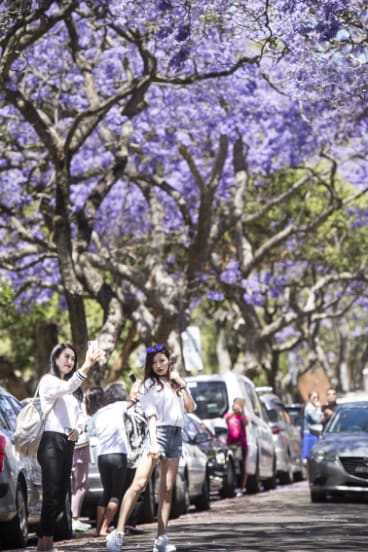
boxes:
[8,481,368,552]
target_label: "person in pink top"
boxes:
[224,398,249,496]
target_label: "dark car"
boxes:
[258,392,304,484]
[309,400,368,502]
[183,412,237,498]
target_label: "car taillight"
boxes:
[0,434,6,472]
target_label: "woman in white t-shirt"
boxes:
[37,342,102,552]
[106,344,196,552]
[85,386,136,536]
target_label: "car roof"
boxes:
[258,392,283,403]
[185,372,254,385]
[335,400,368,408]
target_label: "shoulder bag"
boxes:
[14,383,55,457]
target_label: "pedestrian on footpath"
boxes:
[36,341,102,552]
[106,344,196,552]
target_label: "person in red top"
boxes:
[224,398,249,496]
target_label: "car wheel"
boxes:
[194,474,210,511]
[310,490,327,503]
[263,456,277,491]
[54,489,73,540]
[246,459,261,494]
[221,459,236,498]
[2,483,28,549]
[293,467,305,482]
[278,452,293,485]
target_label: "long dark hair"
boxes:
[49,342,83,403]
[144,345,171,390]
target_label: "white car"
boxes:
[186,372,276,493]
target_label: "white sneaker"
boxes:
[106,530,124,552]
[72,519,92,532]
[153,534,176,552]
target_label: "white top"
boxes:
[91,401,129,456]
[39,370,86,435]
[139,378,185,428]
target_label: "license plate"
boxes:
[355,466,368,473]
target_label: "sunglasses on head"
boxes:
[146,344,165,353]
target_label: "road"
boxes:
[9,481,368,552]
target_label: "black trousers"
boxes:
[98,452,127,507]
[37,431,75,537]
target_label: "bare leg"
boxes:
[156,458,179,537]
[100,501,119,535]
[115,452,156,532]
[96,504,105,536]
[41,536,54,551]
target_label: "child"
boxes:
[224,398,249,496]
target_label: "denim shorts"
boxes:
[145,425,182,459]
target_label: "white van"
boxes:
[185,372,276,493]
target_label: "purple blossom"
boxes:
[207,290,224,302]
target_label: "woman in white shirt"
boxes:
[106,344,196,552]
[85,385,135,536]
[37,342,101,552]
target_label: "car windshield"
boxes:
[187,381,229,419]
[326,406,368,433]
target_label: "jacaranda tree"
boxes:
[1,0,368,384]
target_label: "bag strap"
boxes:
[31,380,57,422]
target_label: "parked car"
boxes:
[285,403,304,439]
[309,400,368,502]
[183,412,237,498]
[257,390,304,484]
[185,373,276,494]
[0,386,73,549]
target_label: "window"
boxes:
[187,382,229,419]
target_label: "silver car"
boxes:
[258,392,304,484]
[309,401,368,502]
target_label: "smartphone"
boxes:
[88,340,98,349]
[129,373,137,383]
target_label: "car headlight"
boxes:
[310,448,337,462]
